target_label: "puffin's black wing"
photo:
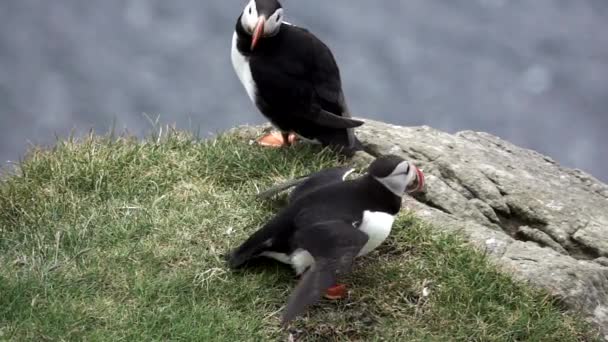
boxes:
[255,166,354,200]
[307,30,350,117]
[281,216,368,326]
[256,176,309,200]
[293,25,362,128]
[289,167,354,203]
[250,25,364,130]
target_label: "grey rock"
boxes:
[234,121,608,338]
[573,221,608,258]
[354,121,608,257]
[349,150,376,169]
[501,241,608,327]
[516,225,569,254]
[354,120,608,338]
[595,258,608,267]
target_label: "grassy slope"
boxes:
[0,130,598,341]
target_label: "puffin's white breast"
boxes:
[357,210,395,256]
[230,32,257,103]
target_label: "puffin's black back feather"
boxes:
[288,167,353,203]
[255,166,353,200]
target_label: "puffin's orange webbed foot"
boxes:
[324,284,347,300]
[256,131,297,148]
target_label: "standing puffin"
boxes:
[231,0,365,155]
[226,155,425,325]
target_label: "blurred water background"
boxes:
[0,0,606,180]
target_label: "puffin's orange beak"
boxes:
[414,166,425,192]
[406,165,426,193]
[251,17,266,50]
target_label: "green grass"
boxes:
[0,129,598,341]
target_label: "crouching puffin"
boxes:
[231,0,365,155]
[226,155,425,325]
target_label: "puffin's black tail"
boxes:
[226,226,274,269]
[352,136,382,158]
[226,234,270,269]
[332,134,382,158]
[225,212,289,269]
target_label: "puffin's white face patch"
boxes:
[374,161,416,197]
[240,0,283,36]
[357,210,395,256]
[264,9,284,36]
[240,0,259,34]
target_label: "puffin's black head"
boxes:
[240,0,284,50]
[367,155,425,196]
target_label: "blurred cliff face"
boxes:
[0,0,606,180]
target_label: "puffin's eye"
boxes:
[248,7,252,14]
[276,14,281,22]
